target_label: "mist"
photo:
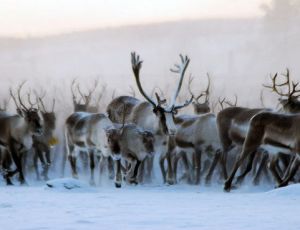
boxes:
[0,0,299,114]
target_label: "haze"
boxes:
[1,0,269,37]
[0,0,299,113]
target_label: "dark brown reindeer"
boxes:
[32,95,57,181]
[224,70,300,191]
[0,83,43,185]
[107,53,192,184]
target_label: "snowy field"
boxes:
[1,178,300,230]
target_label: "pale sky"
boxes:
[0,0,271,37]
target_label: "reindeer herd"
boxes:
[0,52,300,192]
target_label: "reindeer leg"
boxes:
[36,146,49,181]
[282,155,295,180]
[224,120,265,192]
[144,156,153,183]
[9,139,26,185]
[130,160,141,185]
[180,151,192,184]
[108,157,114,180]
[89,150,95,186]
[269,155,283,185]
[173,151,181,184]
[159,153,167,184]
[2,149,14,185]
[278,155,300,188]
[42,146,51,181]
[33,149,41,181]
[194,148,202,185]
[236,150,257,185]
[68,145,79,179]
[205,150,221,185]
[166,150,175,185]
[253,153,269,185]
[114,159,122,188]
[138,160,145,184]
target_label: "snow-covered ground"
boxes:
[0,178,300,230]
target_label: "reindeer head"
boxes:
[71,79,99,112]
[264,69,300,113]
[188,74,211,114]
[105,128,122,160]
[217,95,238,111]
[131,52,192,135]
[38,96,56,131]
[140,130,155,156]
[10,82,43,136]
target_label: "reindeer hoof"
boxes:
[224,181,232,192]
[6,181,14,186]
[129,179,138,185]
[277,182,287,188]
[115,182,122,188]
[166,179,174,185]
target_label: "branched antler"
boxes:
[131,52,156,107]
[263,69,300,100]
[168,54,191,110]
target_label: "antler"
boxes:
[218,97,226,110]
[188,73,210,104]
[131,52,157,107]
[9,87,20,110]
[71,79,77,103]
[263,69,300,99]
[168,54,191,110]
[203,73,211,103]
[51,99,56,112]
[218,95,237,110]
[129,85,136,97]
[224,94,238,107]
[17,81,30,112]
[155,93,167,107]
[27,89,38,109]
[95,83,107,105]
[77,79,99,106]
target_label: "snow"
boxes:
[0,181,300,230]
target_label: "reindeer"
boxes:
[65,112,120,186]
[70,79,110,173]
[106,123,155,185]
[0,83,43,185]
[170,93,239,185]
[107,53,192,184]
[224,69,300,191]
[32,95,57,181]
[188,74,211,114]
[71,79,105,113]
